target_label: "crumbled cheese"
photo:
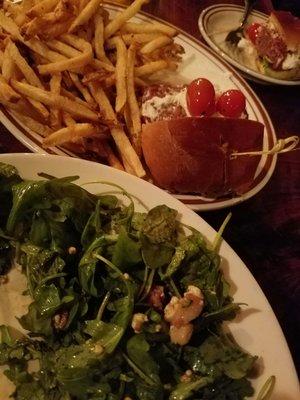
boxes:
[282,52,300,70]
[187,285,202,298]
[131,313,148,333]
[141,87,190,120]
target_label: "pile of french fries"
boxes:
[0,0,183,177]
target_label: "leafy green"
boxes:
[112,227,142,269]
[183,334,256,380]
[126,334,161,385]
[141,205,178,245]
[0,163,260,400]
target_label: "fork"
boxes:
[225,0,257,46]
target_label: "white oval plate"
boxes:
[0,3,277,211]
[199,4,300,86]
[0,153,299,399]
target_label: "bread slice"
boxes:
[269,11,300,52]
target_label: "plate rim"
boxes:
[199,3,300,86]
[0,2,277,212]
[0,152,298,398]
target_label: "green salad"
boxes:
[0,161,258,400]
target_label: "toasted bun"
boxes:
[141,117,264,197]
[269,11,300,51]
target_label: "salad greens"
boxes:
[0,162,258,400]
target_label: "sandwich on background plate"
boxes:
[234,10,300,80]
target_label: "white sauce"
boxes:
[141,87,190,121]
[282,52,300,70]
[237,38,256,55]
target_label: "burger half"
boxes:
[235,11,300,80]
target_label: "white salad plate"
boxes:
[0,153,299,399]
[199,4,300,86]
[0,3,277,212]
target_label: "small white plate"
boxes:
[0,3,277,211]
[199,4,300,86]
[0,153,299,399]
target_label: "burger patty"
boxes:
[141,84,188,123]
[255,26,287,68]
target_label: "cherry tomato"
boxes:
[216,90,246,118]
[187,78,215,116]
[245,22,261,44]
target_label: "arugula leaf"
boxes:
[78,236,107,296]
[195,376,254,400]
[6,177,95,236]
[169,376,213,400]
[112,227,142,270]
[0,162,22,228]
[0,232,12,276]
[141,233,174,270]
[141,205,178,245]
[162,247,186,279]
[18,302,53,336]
[84,320,123,353]
[81,200,103,249]
[183,334,256,380]
[126,334,161,386]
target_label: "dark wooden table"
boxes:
[0,0,299,377]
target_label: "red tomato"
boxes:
[245,23,261,44]
[216,90,246,118]
[187,78,215,116]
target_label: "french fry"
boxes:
[103,143,125,171]
[60,33,90,51]
[47,39,82,58]
[24,38,67,63]
[122,21,177,37]
[62,112,76,126]
[140,35,173,54]
[0,50,3,68]
[106,33,160,49]
[0,10,22,40]
[11,80,98,121]
[22,2,74,39]
[79,0,91,11]
[8,41,44,88]
[38,44,92,74]
[68,0,102,33]
[26,0,60,17]
[8,2,28,27]
[0,97,45,121]
[69,72,96,106]
[122,157,136,175]
[110,36,127,113]
[135,60,169,77]
[43,123,99,146]
[9,110,53,137]
[49,73,62,129]
[0,75,20,103]
[60,87,95,109]
[2,46,16,81]
[27,97,50,120]
[89,81,145,177]
[104,0,149,39]
[0,0,182,179]
[94,10,111,64]
[126,44,142,155]
[92,58,115,72]
[21,0,35,13]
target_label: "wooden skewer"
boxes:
[230,135,299,159]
